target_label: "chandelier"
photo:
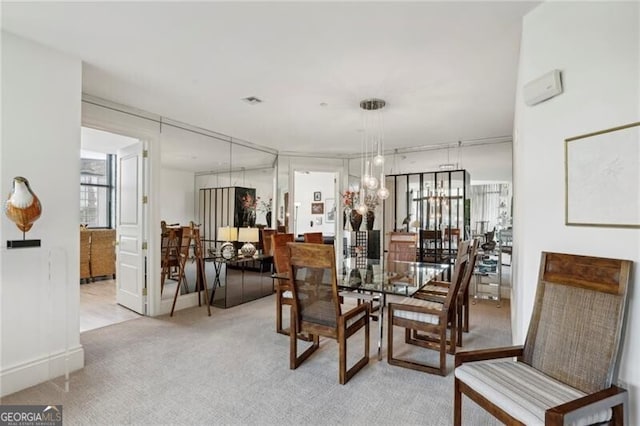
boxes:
[356,98,390,215]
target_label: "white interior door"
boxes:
[116,142,147,314]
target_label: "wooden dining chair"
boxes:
[387,239,472,375]
[413,239,478,348]
[454,252,631,425]
[160,221,183,295]
[271,233,295,335]
[303,232,324,244]
[387,232,417,264]
[287,242,370,384]
[261,228,276,256]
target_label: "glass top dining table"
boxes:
[338,258,449,297]
[275,256,450,360]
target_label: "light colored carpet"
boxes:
[1,295,510,425]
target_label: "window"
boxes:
[80,151,115,228]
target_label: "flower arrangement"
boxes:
[342,188,379,212]
[362,192,380,211]
[342,190,358,211]
[257,197,272,213]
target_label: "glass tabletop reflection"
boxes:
[338,258,449,297]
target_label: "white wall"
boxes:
[160,168,196,225]
[0,32,84,396]
[293,171,337,236]
[513,1,639,419]
[349,141,513,184]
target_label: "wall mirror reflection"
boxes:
[158,123,277,310]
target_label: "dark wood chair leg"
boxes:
[454,378,462,426]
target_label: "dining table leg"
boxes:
[377,294,386,360]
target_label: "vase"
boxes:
[349,268,362,286]
[349,210,363,232]
[265,211,272,228]
[365,210,375,231]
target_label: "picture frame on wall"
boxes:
[565,121,639,228]
[325,198,336,223]
[313,191,321,201]
[311,202,324,214]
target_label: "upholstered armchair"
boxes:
[454,252,631,425]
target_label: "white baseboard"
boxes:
[157,292,203,316]
[0,345,84,398]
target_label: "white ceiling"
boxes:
[2,1,538,162]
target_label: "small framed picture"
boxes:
[313,191,321,201]
[325,198,336,223]
[311,202,324,214]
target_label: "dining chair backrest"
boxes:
[455,239,479,301]
[271,233,295,274]
[287,242,341,329]
[444,227,461,247]
[441,239,471,309]
[522,252,631,394]
[261,228,276,256]
[303,232,324,244]
[388,232,417,263]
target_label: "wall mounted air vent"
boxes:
[523,70,563,106]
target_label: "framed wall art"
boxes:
[311,202,324,214]
[565,121,639,228]
[325,198,336,223]
[313,191,321,201]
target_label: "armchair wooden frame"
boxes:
[287,243,370,384]
[454,252,631,425]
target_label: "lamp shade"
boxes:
[218,226,238,242]
[238,227,259,243]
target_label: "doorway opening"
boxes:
[292,170,338,241]
[80,126,142,332]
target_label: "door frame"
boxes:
[291,167,343,260]
[82,99,161,316]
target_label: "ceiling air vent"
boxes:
[242,96,263,105]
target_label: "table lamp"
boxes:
[218,226,238,259]
[238,227,259,257]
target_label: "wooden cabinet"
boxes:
[209,256,274,308]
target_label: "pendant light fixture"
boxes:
[358,98,390,212]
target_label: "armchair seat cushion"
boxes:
[392,297,443,325]
[455,360,611,426]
